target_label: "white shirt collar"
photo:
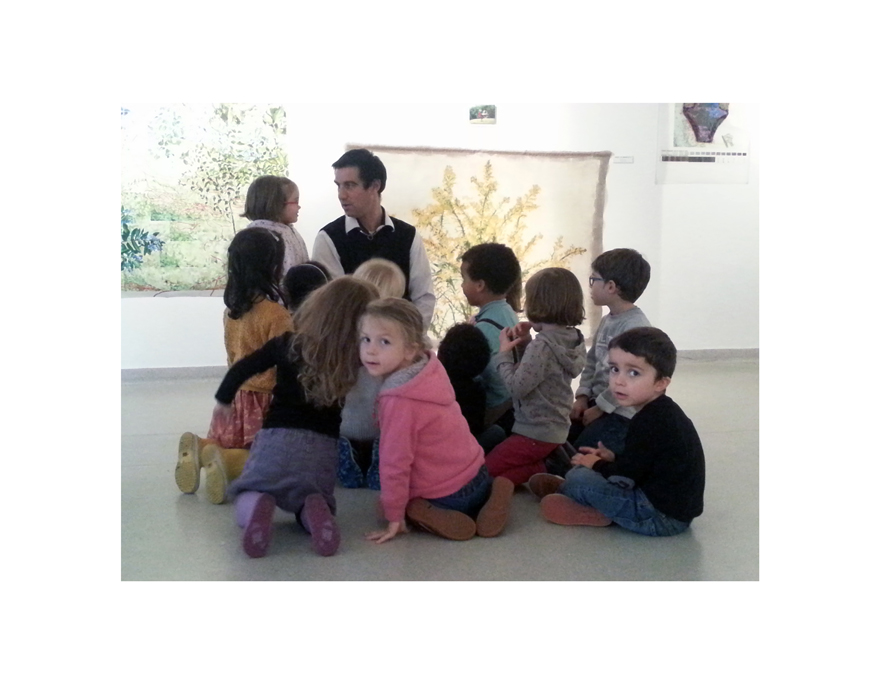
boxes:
[344,208,394,234]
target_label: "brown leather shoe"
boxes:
[540,494,613,527]
[405,499,476,541]
[527,473,565,499]
[476,477,514,537]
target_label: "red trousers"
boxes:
[485,434,558,485]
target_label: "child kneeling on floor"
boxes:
[212,277,380,558]
[360,298,514,543]
[528,327,705,537]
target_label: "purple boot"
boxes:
[301,493,340,557]
[235,491,276,559]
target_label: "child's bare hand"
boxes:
[573,442,614,468]
[512,321,533,339]
[499,325,530,353]
[365,520,408,544]
[498,327,520,353]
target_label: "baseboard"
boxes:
[122,366,227,382]
[678,349,758,361]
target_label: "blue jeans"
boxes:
[572,413,632,455]
[427,465,492,519]
[560,466,690,537]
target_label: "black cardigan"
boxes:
[592,394,705,523]
[215,332,342,437]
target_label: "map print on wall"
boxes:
[120,104,288,293]
[359,145,610,339]
[657,103,750,184]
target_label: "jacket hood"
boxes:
[379,351,455,406]
[540,327,587,377]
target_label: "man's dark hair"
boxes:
[332,148,387,194]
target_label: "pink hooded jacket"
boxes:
[376,352,485,523]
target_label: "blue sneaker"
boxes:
[337,438,364,488]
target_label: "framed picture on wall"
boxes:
[469,105,496,124]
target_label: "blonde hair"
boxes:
[524,268,584,326]
[360,298,429,355]
[353,258,406,298]
[290,276,380,406]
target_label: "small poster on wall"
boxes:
[469,105,496,124]
[655,103,750,184]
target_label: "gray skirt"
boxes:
[227,427,338,516]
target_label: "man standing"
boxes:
[312,148,436,329]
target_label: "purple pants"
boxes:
[227,427,338,516]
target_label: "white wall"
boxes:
[121,103,758,369]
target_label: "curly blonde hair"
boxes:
[290,276,380,407]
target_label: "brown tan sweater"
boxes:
[224,298,293,394]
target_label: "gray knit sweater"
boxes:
[494,327,586,444]
[576,307,651,419]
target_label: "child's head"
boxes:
[524,268,584,326]
[591,248,651,304]
[241,176,300,224]
[224,227,285,319]
[460,243,522,308]
[353,258,406,298]
[607,327,676,408]
[437,323,491,380]
[291,276,380,407]
[358,298,430,378]
[283,261,331,312]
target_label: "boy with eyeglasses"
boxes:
[546,248,652,475]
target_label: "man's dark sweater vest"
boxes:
[320,216,416,299]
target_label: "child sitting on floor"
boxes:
[175,227,292,504]
[484,268,587,485]
[437,323,505,453]
[459,243,522,434]
[529,327,705,537]
[337,258,409,489]
[561,248,652,471]
[360,299,514,543]
[212,277,380,558]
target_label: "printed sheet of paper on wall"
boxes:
[655,103,752,184]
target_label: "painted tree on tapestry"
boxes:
[121,103,287,291]
[412,161,588,338]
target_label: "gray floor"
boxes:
[121,357,758,581]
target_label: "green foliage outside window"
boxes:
[121,206,164,272]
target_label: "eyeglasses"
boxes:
[589,276,605,286]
